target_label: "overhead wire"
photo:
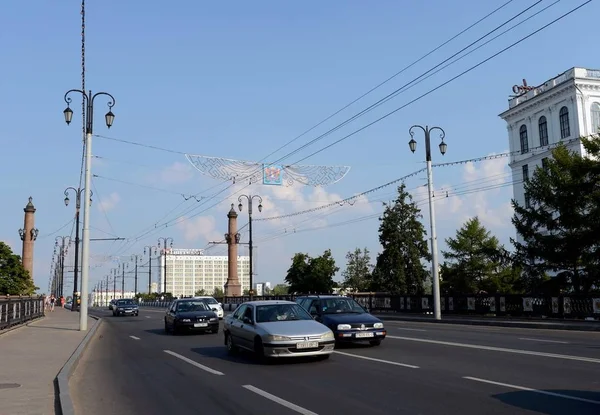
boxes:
[92,1,589,259]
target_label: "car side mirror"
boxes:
[219,302,223,307]
[242,317,253,325]
[362,306,369,313]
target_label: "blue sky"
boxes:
[1,0,597,293]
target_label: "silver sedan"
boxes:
[223,300,335,360]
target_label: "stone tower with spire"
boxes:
[19,197,39,280]
[224,204,241,296]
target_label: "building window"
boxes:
[538,116,548,147]
[559,106,570,139]
[541,157,549,171]
[519,124,529,154]
[591,103,600,134]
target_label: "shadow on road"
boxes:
[191,346,329,366]
[493,390,600,414]
[26,325,79,331]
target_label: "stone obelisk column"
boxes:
[224,204,241,296]
[19,197,38,280]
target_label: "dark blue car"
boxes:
[295,295,386,346]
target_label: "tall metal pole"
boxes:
[105,275,109,306]
[157,238,174,295]
[121,263,126,298]
[113,269,117,300]
[131,254,141,297]
[55,236,70,299]
[238,195,263,299]
[64,187,92,311]
[63,88,115,331]
[144,246,157,294]
[408,125,448,321]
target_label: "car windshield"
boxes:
[321,298,365,314]
[255,304,313,323]
[176,301,209,312]
[117,300,135,305]
[202,298,218,305]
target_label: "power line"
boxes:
[290,1,589,165]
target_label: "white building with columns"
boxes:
[159,248,250,297]
[499,67,600,245]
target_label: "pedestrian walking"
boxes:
[49,295,56,312]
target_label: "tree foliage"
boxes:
[341,247,373,292]
[441,217,522,294]
[285,249,339,294]
[512,137,600,293]
[371,183,430,294]
[0,242,37,295]
[212,287,224,298]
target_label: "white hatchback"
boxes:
[193,296,224,319]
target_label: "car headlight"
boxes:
[181,318,191,322]
[373,322,384,329]
[209,317,218,322]
[321,331,334,340]
[117,308,122,311]
[265,335,292,342]
[337,324,351,330]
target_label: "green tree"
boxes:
[285,249,339,294]
[212,287,224,298]
[270,284,289,296]
[512,137,600,293]
[0,242,37,295]
[194,289,206,296]
[441,217,518,294]
[371,183,430,294]
[341,247,373,292]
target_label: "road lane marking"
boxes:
[145,316,151,318]
[129,336,140,340]
[519,337,569,344]
[387,335,600,364]
[242,385,318,415]
[333,351,419,369]
[464,376,600,405]
[163,350,224,376]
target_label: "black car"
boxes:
[164,299,219,335]
[113,299,139,317]
[295,295,386,346]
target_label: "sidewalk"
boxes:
[373,312,600,331]
[0,308,95,415]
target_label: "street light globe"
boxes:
[439,140,447,155]
[408,138,417,153]
[238,202,243,212]
[258,203,263,213]
[63,107,73,125]
[64,196,70,207]
[105,111,115,129]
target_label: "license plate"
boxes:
[296,341,319,349]
[194,322,208,327]
[355,332,374,338]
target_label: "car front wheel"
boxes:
[225,333,237,355]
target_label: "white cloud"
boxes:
[160,161,194,184]
[176,215,223,243]
[426,153,514,234]
[97,192,120,212]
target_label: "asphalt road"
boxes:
[70,307,600,415]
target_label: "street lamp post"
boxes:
[105,275,109,307]
[54,236,71,298]
[143,246,158,294]
[131,254,142,297]
[63,88,116,331]
[238,195,263,299]
[112,268,117,301]
[408,125,448,321]
[121,262,128,299]
[64,187,92,312]
[157,237,174,295]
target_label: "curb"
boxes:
[55,314,103,415]
[0,315,45,336]
[375,315,600,331]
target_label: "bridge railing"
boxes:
[220,293,600,320]
[0,295,45,331]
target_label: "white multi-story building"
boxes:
[499,67,600,245]
[90,290,136,307]
[159,248,250,297]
